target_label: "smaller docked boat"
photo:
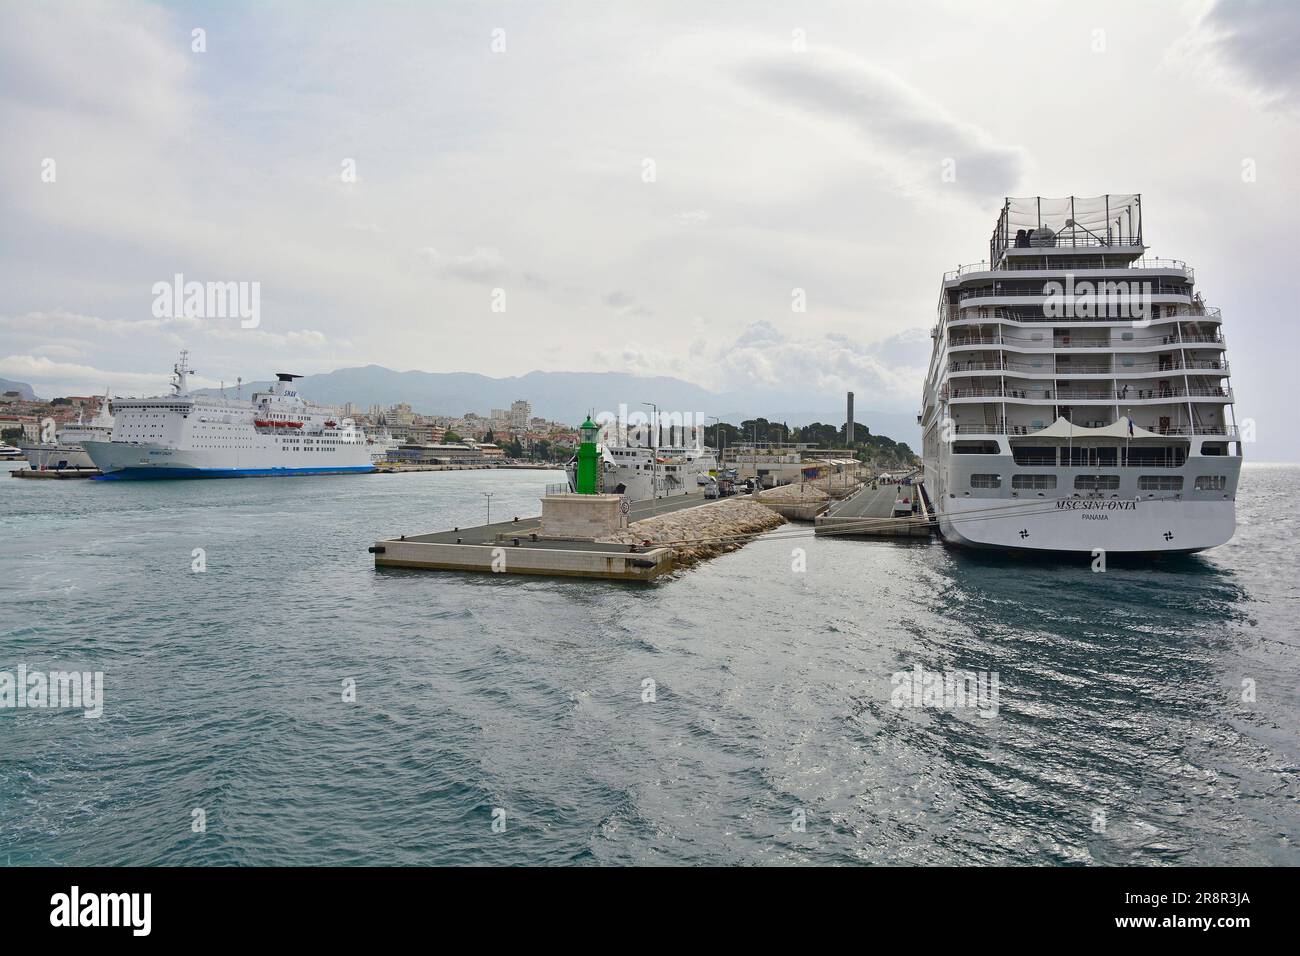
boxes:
[20,390,114,470]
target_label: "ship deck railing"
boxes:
[953,423,1238,439]
[945,256,1191,280]
[957,283,1191,301]
[945,305,1220,324]
[948,332,1224,349]
[949,386,1230,401]
[949,359,1229,375]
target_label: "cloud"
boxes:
[596,321,928,411]
[735,48,1026,201]
[0,354,194,396]
[416,246,508,283]
[602,291,653,318]
[1193,0,1300,110]
[0,311,336,351]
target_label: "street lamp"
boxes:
[707,415,723,480]
[642,402,659,499]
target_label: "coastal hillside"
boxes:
[191,365,921,446]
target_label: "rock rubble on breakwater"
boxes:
[599,498,786,568]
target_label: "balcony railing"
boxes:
[948,304,1221,325]
[944,257,1192,281]
[948,358,1229,376]
[950,331,1224,350]
[948,386,1231,401]
[958,283,1190,301]
[952,422,1238,438]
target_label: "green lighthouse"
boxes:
[575,414,601,495]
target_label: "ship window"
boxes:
[1012,474,1056,490]
[1138,475,1183,491]
[1120,332,1134,340]
[970,474,1001,489]
[1194,475,1227,491]
[1013,447,1057,466]
[1074,474,1120,491]
[1200,442,1228,456]
[952,441,999,454]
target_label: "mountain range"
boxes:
[193,365,920,445]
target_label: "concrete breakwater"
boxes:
[599,498,786,568]
[754,482,840,521]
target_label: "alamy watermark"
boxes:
[593,404,708,447]
[890,663,999,718]
[1,665,104,718]
[151,273,260,328]
[1043,273,1152,326]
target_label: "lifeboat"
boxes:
[254,419,305,429]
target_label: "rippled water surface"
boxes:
[1,462,1297,865]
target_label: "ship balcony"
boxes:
[948,331,1225,351]
[947,386,1232,403]
[946,304,1220,326]
[951,420,1238,439]
[944,257,1193,285]
[956,283,1190,305]
[947,358,1229,377]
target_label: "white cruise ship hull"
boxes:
[936,494,1235,555]
[918,194,1241,557]
[21,443,97,470]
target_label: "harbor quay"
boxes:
[373,491,701,581]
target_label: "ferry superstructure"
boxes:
[83,352,374,479]
[21,389,114,470]
[919,195,1239,554]
[565,421,719,500]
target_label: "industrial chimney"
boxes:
[846,391,855,444]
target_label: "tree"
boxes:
[444,430,462,443]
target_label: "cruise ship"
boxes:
[919,195,1239,554]
[21,389,114,470]
[83,352,375,479]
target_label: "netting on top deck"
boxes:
[991,194,1142,262]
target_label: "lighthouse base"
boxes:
[539,494,629,541]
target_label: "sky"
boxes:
[0,0,1296,459]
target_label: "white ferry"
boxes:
[566,421,719,500]
[919,195,1239,554]
[83,352,375,480]
[21,390,114,470]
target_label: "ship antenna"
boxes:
[172,349,194,396]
